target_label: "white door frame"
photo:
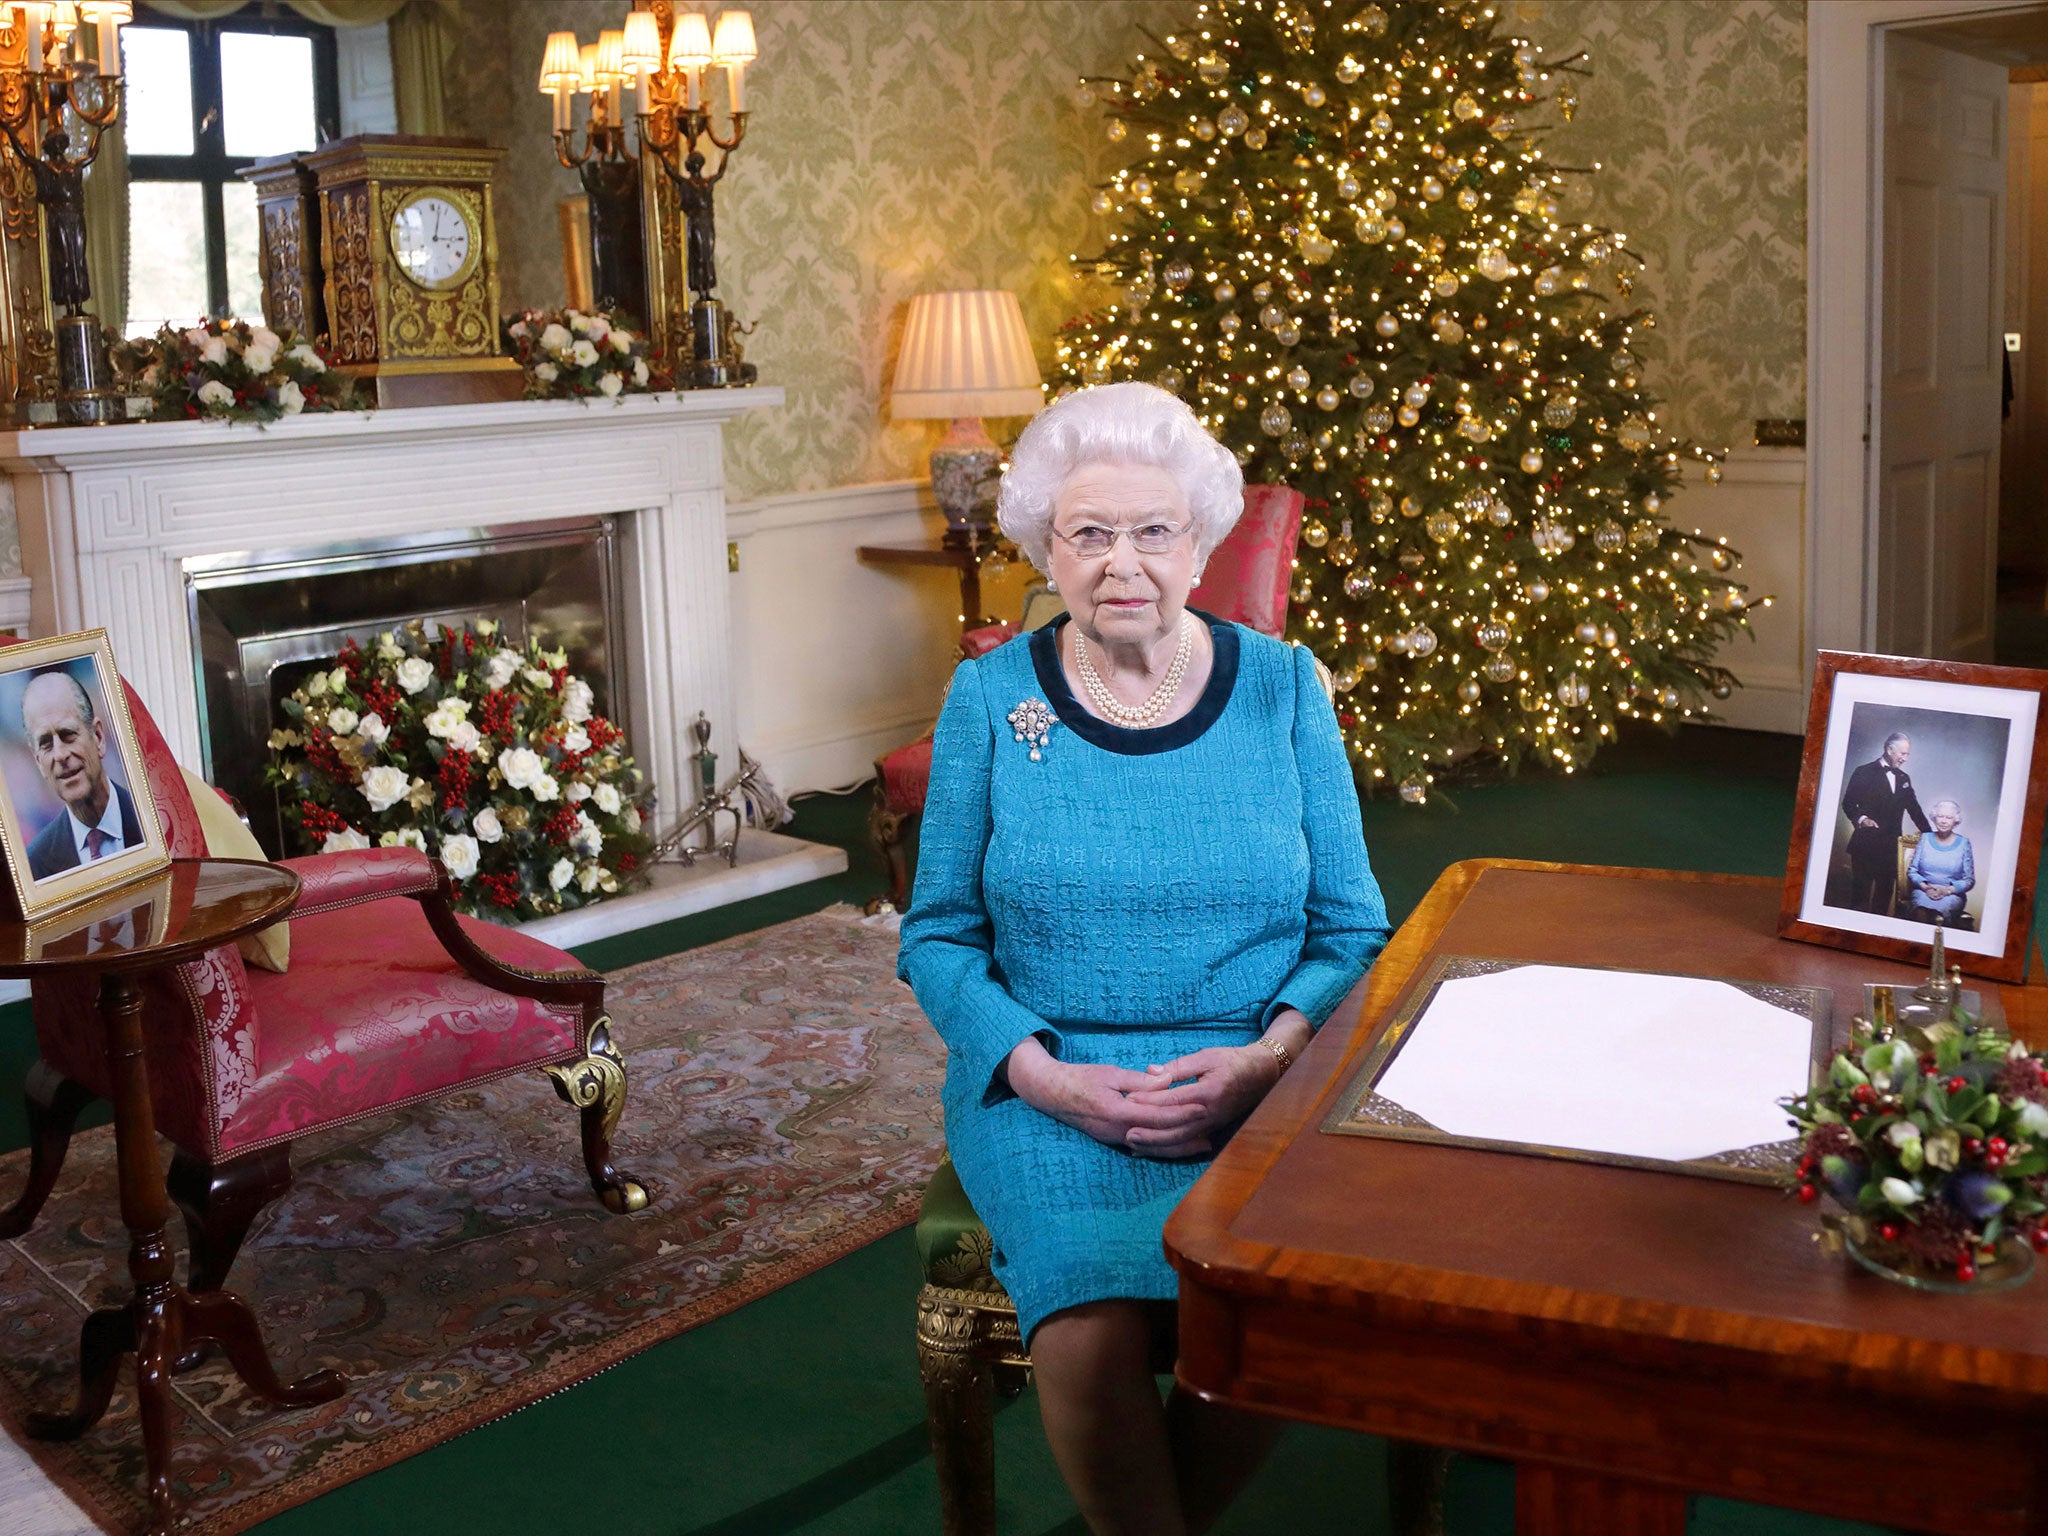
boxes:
[1808,0,2046,667]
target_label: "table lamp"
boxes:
[891,290,1043,548]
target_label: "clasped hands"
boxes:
[1003,1010,1314,1161]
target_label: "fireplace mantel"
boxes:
[0,388,783,833]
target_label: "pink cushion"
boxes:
[877,738,934,816]
[1200,483,1303,637]
[960,622,1016,659]
[216,902,585,1154]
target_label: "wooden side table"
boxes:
[857,537,1001,632]
[8,859,343,1535]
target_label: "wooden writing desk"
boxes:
[1166,861,2048,1535]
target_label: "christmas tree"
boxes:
[1051,0,1757,801]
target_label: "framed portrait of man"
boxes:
[1780,651,2048,981]
[0,630,169,920]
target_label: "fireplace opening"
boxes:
[185,517,629,856]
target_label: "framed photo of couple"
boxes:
[1780,651,2048,982]
[0,630,168,921]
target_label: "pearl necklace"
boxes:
[1072,614,1194,729]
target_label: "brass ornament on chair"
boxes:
[545,1018,650,1214]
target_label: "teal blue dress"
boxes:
[897,613,1389,1341]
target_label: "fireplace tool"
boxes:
[651,711,786,868]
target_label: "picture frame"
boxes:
[0,629,169,921]
[1780,650,2048,982]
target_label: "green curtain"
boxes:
[388,0,453,136]
[82,115,125,332]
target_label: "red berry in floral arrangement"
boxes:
[2031,1225,2048,1253]
[1796,1183,1818,1204]
[1878,1222,1902,1243]
[1956,1258,1978,1282]
[1852,1084,1876,1104]
[1948,1076,1968,1093]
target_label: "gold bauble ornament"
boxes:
[1302,517,1330,548]
[1326,518,1357,566]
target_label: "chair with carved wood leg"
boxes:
[0,668,650,1309]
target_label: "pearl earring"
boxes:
[1045,577,1057,594]
[1191,574,1202,588]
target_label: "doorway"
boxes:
[1872,6,2048,667]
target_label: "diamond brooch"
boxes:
[1007,698,1055,761]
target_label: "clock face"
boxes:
[389,194,474,290]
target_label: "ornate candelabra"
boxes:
[0,1,130,423]
[540,5,759,388]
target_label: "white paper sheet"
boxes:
[1372,964,1815,1163]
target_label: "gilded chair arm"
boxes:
[279,847,441,917]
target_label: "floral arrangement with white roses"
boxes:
[503,305,669,401]
[266,619,657,922]
[129,319,364,423]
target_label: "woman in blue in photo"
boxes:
[896,382,1389,1532]
[1907,797,1976,925]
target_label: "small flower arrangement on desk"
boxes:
[1783,1007,2048,1290]
[266,618,657,923]
[128,320,365,423]
[504,306,669,401]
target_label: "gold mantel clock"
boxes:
[299,134,521,407]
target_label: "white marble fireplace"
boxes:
[0,389,841,941]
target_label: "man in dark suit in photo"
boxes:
[1839,730,1932,914]
[20,670,141,881]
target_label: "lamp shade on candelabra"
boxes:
[576,42,598,94]
[620,10,661,73]
[891,290,1043,419]
[669,11,712,68]
[540,30,581,90]
[710,10,756,64]
[592,28,626,85]
[892,290,1042,547]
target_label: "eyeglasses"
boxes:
[1049,521,1192,558]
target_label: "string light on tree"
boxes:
[1054,0,1757,792]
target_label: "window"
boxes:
[123,8,339,337]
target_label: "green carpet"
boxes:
[0,736,1907,1532]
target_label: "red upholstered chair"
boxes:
[0,675,646,1296]
[869,484,1306,908]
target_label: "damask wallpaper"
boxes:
[444,0,1806,501]
[1513,0,1807,451]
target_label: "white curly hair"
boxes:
[996,382,1243,572]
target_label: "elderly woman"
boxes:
[1907,798,1975,924]
[897,382,1389,1533]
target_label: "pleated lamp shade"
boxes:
[891,290,1043,419]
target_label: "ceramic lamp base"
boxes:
[930,417,1000,550]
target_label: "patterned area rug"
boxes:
[0,907,938,1535]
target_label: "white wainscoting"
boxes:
[727,481,964,795]
[1688,446,1807,737]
